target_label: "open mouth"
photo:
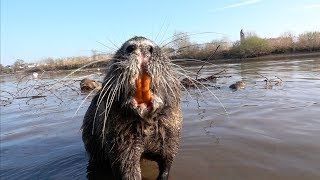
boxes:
[134,70,152,107]
[130,69,164,119]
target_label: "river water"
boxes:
[1,58,320,180]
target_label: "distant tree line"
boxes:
[171,31,320,59]
[0,54,111,74]
[1,31,319,74]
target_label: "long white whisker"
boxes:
[117,73,125,101]
[92,75,118,134]
[96,41,118,52]
[171,62,225,98]
[106,37,120,50]
[198,83,230,121]
[154,22,165,43]
[160,76,171,99]
[171,58,219,67]
[166,69,193,100]
[170,63,195,100]
[101,83,119,143]
[169,62,199,75]
[98,74,121,117]
[73,89,96,117]
[159,22,170,46]
[92,82,114,135]
[177,71,230,120]
[96,78,116,118]
[180,82,193,100]
[176,71,205,100]
[160,31,227,48]
[48,59,112,91]
[96,75,115,106]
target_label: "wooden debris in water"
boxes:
[181,69,229,88]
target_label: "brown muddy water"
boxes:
[1,58,320,180]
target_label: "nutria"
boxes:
[82,36,182,180]
[229,80,246,90]
[80,78,102,92]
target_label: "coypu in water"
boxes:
[80,78,102,92]
[82,36,182,180]
[229,80,246,90]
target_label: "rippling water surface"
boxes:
[1,58,320,180]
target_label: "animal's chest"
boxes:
[140,122,163,151]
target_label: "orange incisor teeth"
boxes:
[134,72,151,105]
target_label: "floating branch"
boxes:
[181,69,227,88]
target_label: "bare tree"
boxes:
[13,59,26,71]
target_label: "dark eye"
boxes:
[126,45,136,54]
[148,45,153,54]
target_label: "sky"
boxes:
[1,0,320,65]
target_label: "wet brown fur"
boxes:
[229,80,246,90]
[82,36,182,180]
[80,78,101,92]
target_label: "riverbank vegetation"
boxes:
[1,31,319,74]
[0,54,111,74]
[172,31,320,59]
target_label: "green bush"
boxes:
[230,36,272,58]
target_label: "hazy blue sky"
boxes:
[1,0,320,65]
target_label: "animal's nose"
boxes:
[136,48,146,63]
[136,48,145,58]
[136,46,154,65]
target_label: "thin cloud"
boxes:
[299,4,320,9]
[212,0,262,12]
[289,3,320,11]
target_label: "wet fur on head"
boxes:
[100,36,181,117]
